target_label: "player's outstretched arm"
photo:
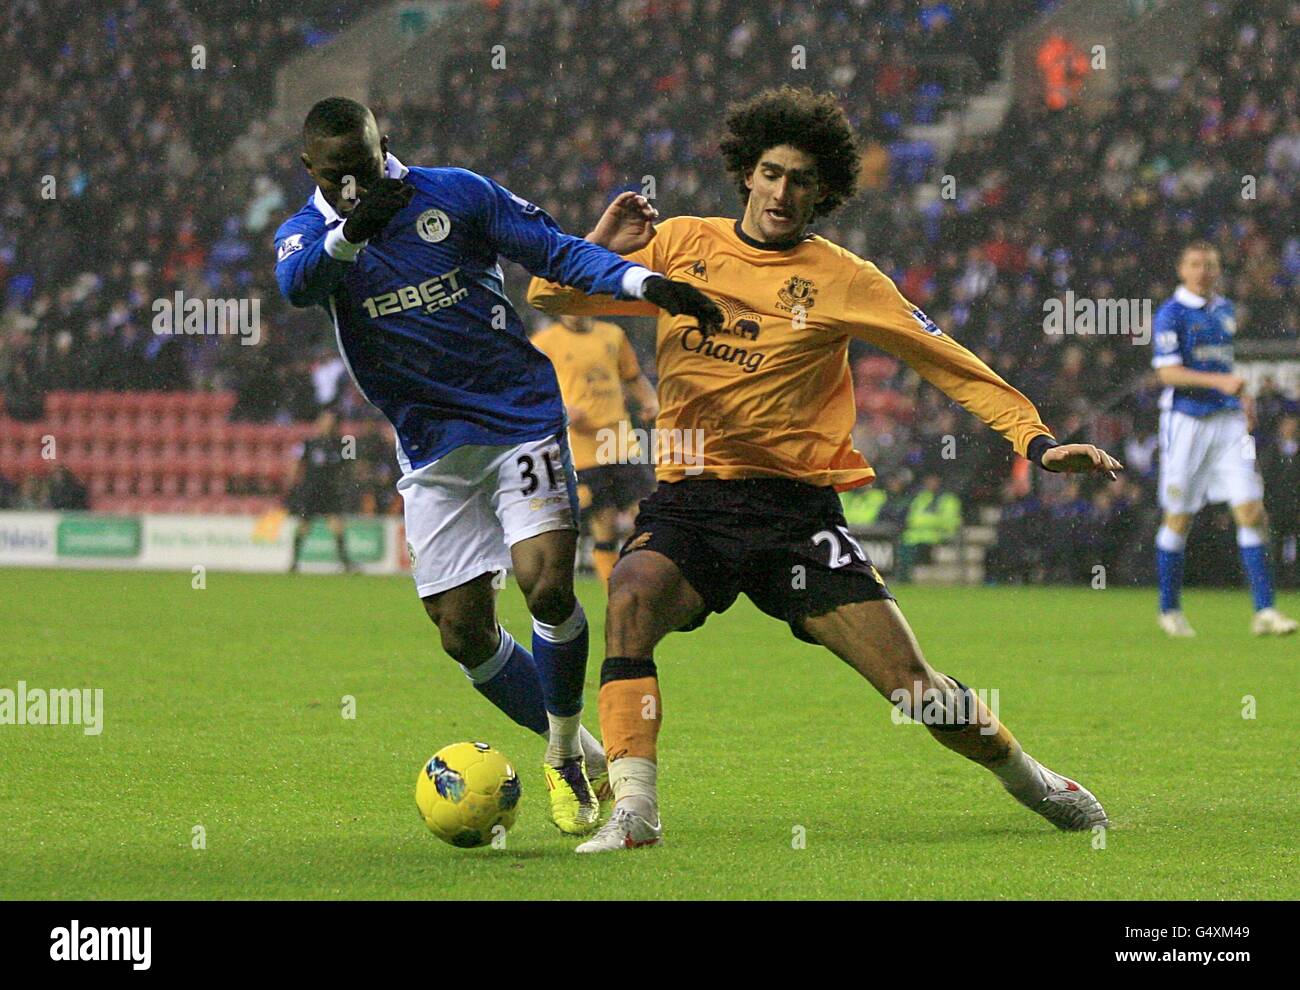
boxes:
[480,179,720,332]
[845,264,1121,477]
[525,195,670,318]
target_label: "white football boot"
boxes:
[574,805,663,853]
[1158,611,1197,638]
[1006,759,1109,831]
[1252,608,1298,636]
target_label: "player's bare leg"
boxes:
[289,517,312,573]
[512,527,603,830]
[575,549,703,852]
[1230,501,1297,635]
[422,572,506,671]
[422,564,603,832]
[801,599,1109,831]
[1156,511,1197,636]
[326,514,356,573]
[588,506,620,587]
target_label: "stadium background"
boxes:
[0,0,1297,588]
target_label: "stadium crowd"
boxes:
[1,0,1297,584]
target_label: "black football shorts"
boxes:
[577,463,655,512]
[619,478,894,643]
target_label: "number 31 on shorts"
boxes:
[516,448,562,496]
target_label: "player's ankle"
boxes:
[990,746,1050,803]
[618,794,658,821]
[543,711,583,765]
[609,755,658,817]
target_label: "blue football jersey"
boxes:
[274,155,648,472]
[1151,285,1240,417]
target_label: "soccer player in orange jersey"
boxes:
[527,87,1123,851]
[531,315,659,586]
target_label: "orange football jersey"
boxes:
[531,318,642,471]
[528,216,1052,490]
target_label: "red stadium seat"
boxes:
[44,391,73,416]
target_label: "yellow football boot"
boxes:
[543,758,600,835]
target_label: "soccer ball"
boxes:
[415,742,521,848]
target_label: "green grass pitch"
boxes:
[1,567,1295,900]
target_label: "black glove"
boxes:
[341,178,415,243]
[642,275,724,336]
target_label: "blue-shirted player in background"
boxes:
[1151,240,1296,638]
[274,97,723,834]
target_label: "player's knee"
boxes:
[885,662,944,717]
[1233,501,1266,529]
[524,580,575,627]
[589,509,617,543]
[605,579,649,631]
[437,617,499,667]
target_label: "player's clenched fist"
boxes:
[642,275,724,336]
[1042,443,1124,481]
[342,178,416,244]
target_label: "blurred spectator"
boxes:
[841,469,914,529]
[287,408,356,573]
[985,483,1045,584]
[0,0,1295,561]
[1260,414,1299,587]
[898,473,962,580]
[47,466,89,511]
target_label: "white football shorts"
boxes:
[398,432,580,598]
[1157,408,1263,514]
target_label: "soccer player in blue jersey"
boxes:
[274,97,723,834]
[1151,241,1296,637]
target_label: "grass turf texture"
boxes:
[1,567,1296,900]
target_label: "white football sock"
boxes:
[1236,526,1264,548]
[610,756,658,819]
[579,725,606,772]
[989,742,1051,804]
[544,711,583,765]
[1156,526,1187,553]
[532,600,587,643]
[535,721,605,771]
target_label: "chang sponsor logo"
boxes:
[681,294,767,371]
[681,325,767,373]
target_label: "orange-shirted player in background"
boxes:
[528,87,1124,852]
[531,315,659,585]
